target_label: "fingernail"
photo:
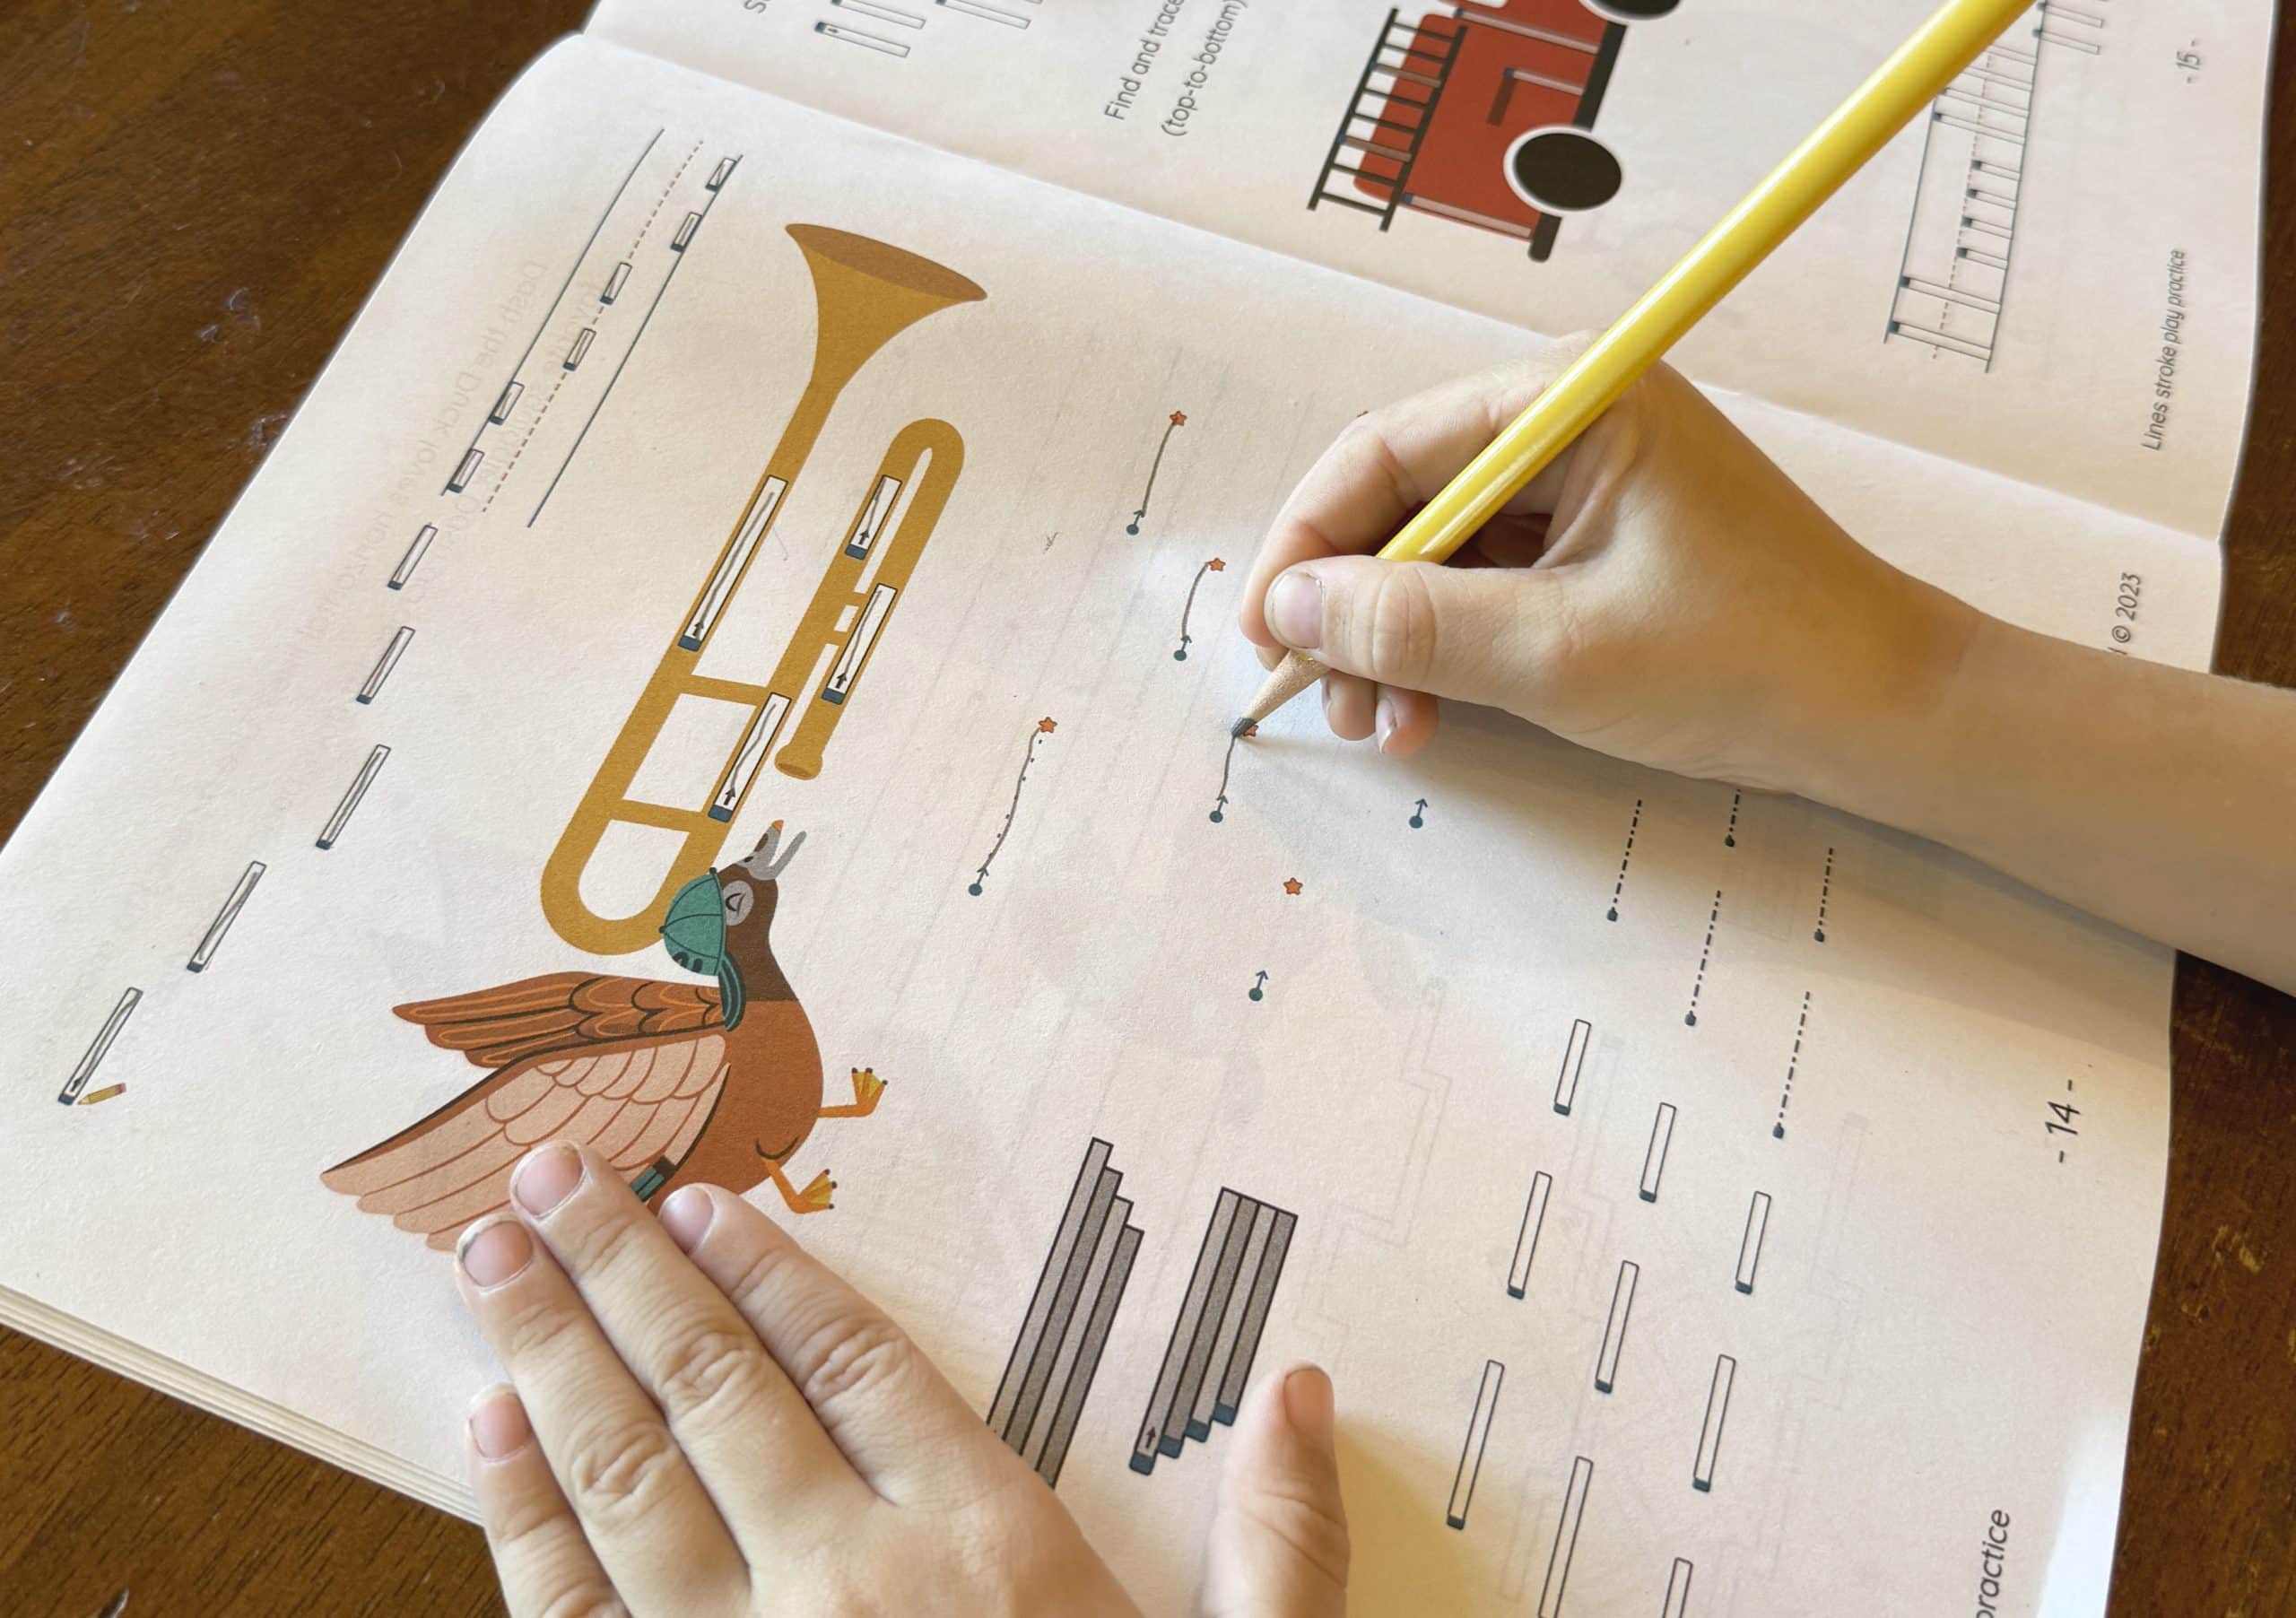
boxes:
[1283,1364,1335,1446]
[1265,570,1324,650]
[511,1143,584,1216]
[1374,697,1397,753]
[467,1385,533,1462]
[457,1219,534,1290]
[659,1185,715,1253]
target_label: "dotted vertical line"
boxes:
[1724,791,1741,848]
[1773,991,1812,1138]
[1684,890,1722,1026]
[1813,848,1835,943]
[1606,798,1642,921]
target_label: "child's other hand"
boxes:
[1239,341,1976,804]
[453,1144,1350,1617]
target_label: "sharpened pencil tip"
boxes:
[1230,716,1255,738]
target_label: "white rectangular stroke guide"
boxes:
[0,4,2267,1614]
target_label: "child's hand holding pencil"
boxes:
[1239,340,2296,997]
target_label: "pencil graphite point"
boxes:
[1236,648,1329,731]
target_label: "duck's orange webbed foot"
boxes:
[770,1165,837,1214]
[819,1066,885,1120]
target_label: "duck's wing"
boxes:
[321,1028,731,1248]
[392,971,726,1069]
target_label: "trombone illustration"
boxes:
[543,224,986,955]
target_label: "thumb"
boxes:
[1199,1364,1350,1618]
[1261,554,1561,712]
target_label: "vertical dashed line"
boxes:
[1773,991,1812,1137]
[1684,890,1722,1026]
[1724,791,1741,848]
[1814,847,1834,943]
[1606,798,1643,921]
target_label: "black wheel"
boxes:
[1587,0,1680,18]
[1507,129,1622,213]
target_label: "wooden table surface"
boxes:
[2,4,2292,1614]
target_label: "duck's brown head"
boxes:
[718,820,804,936]
[659,822,805,1028]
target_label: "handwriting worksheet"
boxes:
[0,6,2267,1613]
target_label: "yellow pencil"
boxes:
[1238,0,2034,733]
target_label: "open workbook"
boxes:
[0,3,2269,1611]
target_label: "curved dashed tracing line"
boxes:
[1773,991,1812,1137]
[1684,891,1722,1026]
[1814,847,1835,942]
[970,724,1051,894]
[1606,797,1642,920]
[1210,726,1251,822]
[1724,791,1741,848]
[1126,412,1187,535]
[628,141,703,257]
[1172,557,1220,660]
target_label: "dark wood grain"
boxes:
[0,3,581,1614]
[2112,17,2296,1606]
[0,3,2290,1614]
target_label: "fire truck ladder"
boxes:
[1308,8,1466,230]
[1885,2,2104,368]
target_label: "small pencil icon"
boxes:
[76,1083,126,1106]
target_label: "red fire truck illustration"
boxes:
[1310,0,1678,262]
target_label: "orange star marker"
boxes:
[1207,558,1226,572]
[1170,411,1187,426]
[1282,878,1303,896]
[1037,717,1057,735]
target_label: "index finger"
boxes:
[660,1183,1025,1511]
[1239,349,1589,649]
[489,1144,869,1552]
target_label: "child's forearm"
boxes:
[1825,610,2296,996]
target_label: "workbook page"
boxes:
[589,0,2267,545]
[0,39,2214,1617]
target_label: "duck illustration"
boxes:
[322,822,883,1248]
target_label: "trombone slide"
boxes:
[542,223,985,956]
[542,419,961,954]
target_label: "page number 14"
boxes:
[2048,1080,2081,1163]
